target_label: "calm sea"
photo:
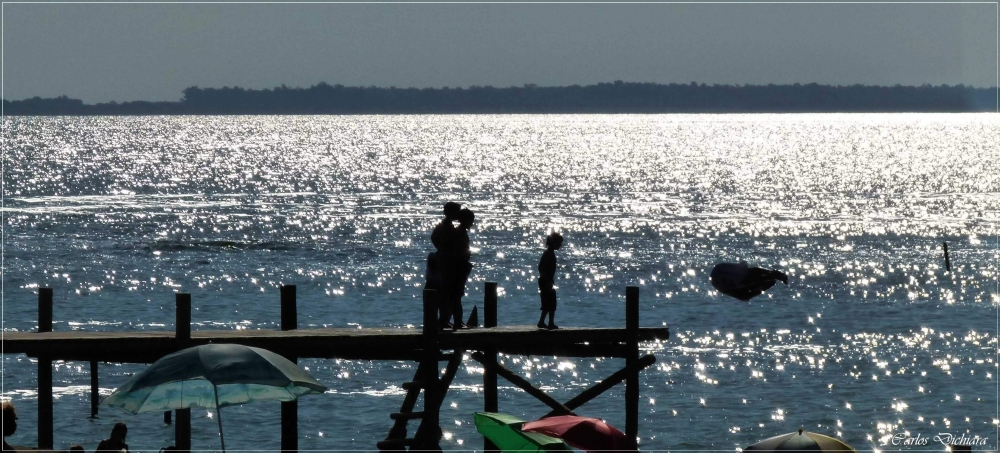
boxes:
[2,114,998,452]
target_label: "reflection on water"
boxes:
[2,114,998,451]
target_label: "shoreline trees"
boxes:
[3,81,995,115]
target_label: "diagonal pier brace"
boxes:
[544,354,656,417]
[470,351,575,416]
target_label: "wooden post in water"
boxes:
[174,409,190,452]
[37,287,54,450]
[174,293,191,452]
[38,287,53,333]
[625,286,640,445]
[90,361,99,418]
[483,282,499,453]
[280,285,298,453]
[175,293,191,346]
[943,242,951,272]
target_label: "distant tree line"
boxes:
[3,81,996,115]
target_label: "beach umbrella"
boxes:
[521,415,636,452]
[101,343,328,452]
[744,428,858,453]
[474,412,572,453]
[710,262,788,301]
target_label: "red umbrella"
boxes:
[521,415,637,452]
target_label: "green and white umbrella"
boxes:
[474,412,571,453]
[102,343,327,452]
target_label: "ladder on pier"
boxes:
[378,349,464,451]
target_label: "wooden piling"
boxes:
[38,287,54,450]
[174,408,191,452]
[483,282,499,452]
[38,287,53,333]
[943,242,951,272]
[175,293,191,346]
[174,293,191,451]
[281,285,297,331]
[625,286,639,444]
[280,285,298,453]
[415,289,442,449]
[90,361,99,418]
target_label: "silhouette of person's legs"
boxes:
[452,294,464,330]
[546,290,558,330]
[539,288,558,329]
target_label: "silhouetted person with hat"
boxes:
[537,232,563,329]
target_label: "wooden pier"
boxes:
[2,284,669,452]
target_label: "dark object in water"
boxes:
[710,262,788,301]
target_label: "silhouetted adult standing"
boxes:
[430,202,461,329]
[2,401,17,452]
[447,208,475,329]
[96,423,129,453]
[709,262,788,301]
[537,232,563,329]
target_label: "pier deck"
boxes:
[2,325,670,362]
[4,284,666,451]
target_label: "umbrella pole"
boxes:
[214,385,226,453]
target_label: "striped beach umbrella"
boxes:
[744,428,858,453]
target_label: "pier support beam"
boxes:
[174,293,191,452]
[90,361,99,418]
[280,285,298,453]
[414,289,442,451]
[38,287,54,450]
[483,282,499,452]
[174,408,191,452]
[625,286,639,444]
[544,354,656,417]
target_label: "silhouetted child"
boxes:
[537,232,563,329]
[430,202,461,329]
[448,208,475,329]
[96,422,129,453]
[69,445,85,452]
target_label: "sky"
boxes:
[1,2,997,103]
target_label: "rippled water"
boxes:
[2,114,998,452]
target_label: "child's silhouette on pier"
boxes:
[537,232,563,329]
